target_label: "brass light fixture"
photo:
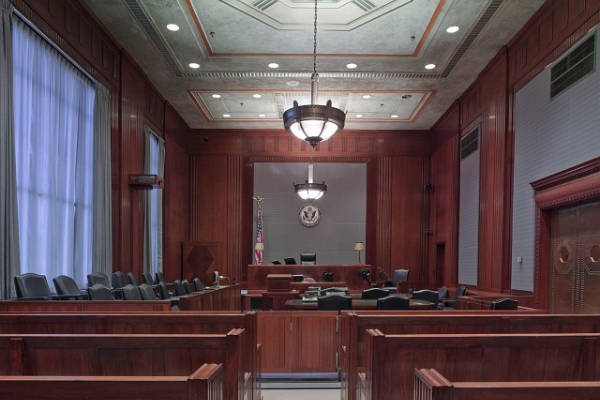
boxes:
[283,0,346,148]
[294,164,327,201]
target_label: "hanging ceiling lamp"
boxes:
[283,0,346,148]
[294,164,327,201]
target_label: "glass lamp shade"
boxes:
[284,101,345,147]
[294,181,327,201]
[354,242,365,251]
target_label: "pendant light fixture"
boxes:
[283,0,346,148]
[294,164,327,201]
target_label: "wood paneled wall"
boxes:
[429,0,600,294]
[187,130,433,287]
[12,0,192,280]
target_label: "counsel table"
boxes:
[284,297,435,310]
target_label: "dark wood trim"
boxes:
[531,157,600,192]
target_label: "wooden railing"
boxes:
[0,363,223,400]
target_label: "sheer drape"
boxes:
[12,18,95,286]
[143,128,164,276]
[0,0,20,299]
[92,84,112,278]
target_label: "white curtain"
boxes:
[92,84,112,278]
[12,18,95,286]
[143,128,164,276]
[0,0,20,299]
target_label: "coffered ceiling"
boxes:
[84,0,545,131]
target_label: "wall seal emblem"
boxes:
[299,204,321,227]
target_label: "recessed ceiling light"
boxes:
[362,94,371,99]
[391,114,399,118]
[258,114,266,118]
[446,26,460,33]
[346,63,358,69]
[268,63,279,69]
[222,114,231,118]
[356,114,363,118]
[211,94,221,99]
[252,94,262,99]
[425,63,436,70]
[189,62,200,69]
[286,80,300,87]
[166,24,180,31]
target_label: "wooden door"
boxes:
[257,312,291,373]
[550,200,600,313]
[292,312,338,372]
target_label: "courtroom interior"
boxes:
[1,0,600,399]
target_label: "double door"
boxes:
[551,200,600,312]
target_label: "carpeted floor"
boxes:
[262,389,341,400]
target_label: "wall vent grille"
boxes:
[551,34,596,98]
[461,127,479,160]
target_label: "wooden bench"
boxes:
[363,330,600,400]
[414,368,600,400]
[341,312,600,400]
[0,363,223,400]
[0,311,257,400]
[0,331,245,400]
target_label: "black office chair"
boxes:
[173,280,187,296]
[193,278,204,291]
[391,269,409,286]
[490,298,519,310]
[87,272,110,288]
[440,286,467,309]
[361,288,389,300]
[156,271,166,283]
[182,279,193,294]
[412,289,439,304]
[142,272,155,285]
[317,294,352,310]
[157,281,171,300]
[300,252,317,265]
[14,273,54,299]
[138,283,158,300]
[111,271,127,289]
[376,294,410,310]
[87,284,115,300]
[127,272,138,286]
[53,275,86,299]
[284,257,297,265]
[122,284,142,300]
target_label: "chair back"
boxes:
[391,269,409,286]
[412,289,439,304]
[122,284,142,300]
[454,285,467,299]
[193,278,204,291]
[52,275,81,296]
[361,288,389,300]
[157,281,170,300]
[111,271,127,289]
[173,280,187,296]
[300,252,317,265]
[142,272,154,285]
[155,271,166,283]
[14,273,52,299]
[127,272,138,285]
[490,297,518,310]
[317,294,352,310]
[138,283,157,300]
[376,294,410,310]
[182,279,193,294]
[87,272,110,288]
[87,284,115,300]
[438,285,448,301]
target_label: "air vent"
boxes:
[461,128,479,160]
[551,34,596,98]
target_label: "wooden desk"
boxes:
[284,298,435,310]
[178,285,241,311]
[248,264,375,290]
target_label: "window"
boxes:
[12,18,95,285]
[145,129,164,276]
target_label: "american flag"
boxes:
[254,199,264,264]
